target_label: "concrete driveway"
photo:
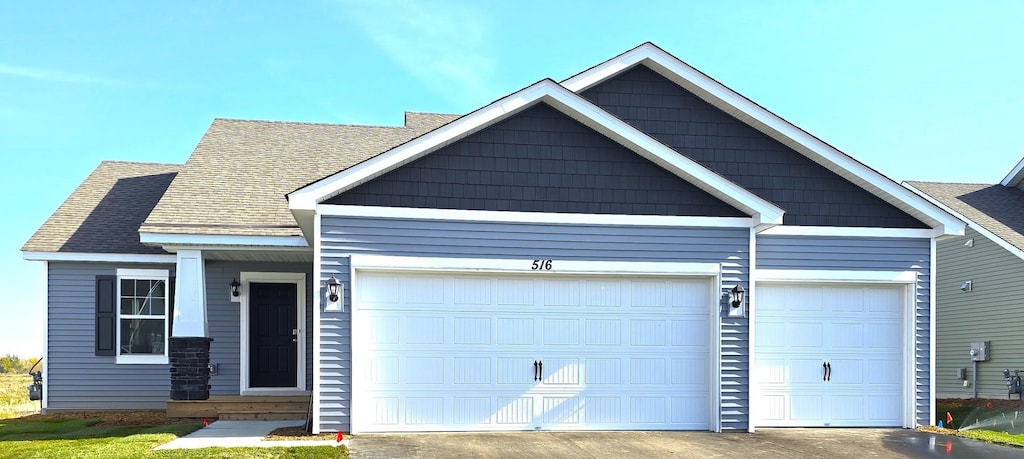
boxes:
[349,429,1022,458]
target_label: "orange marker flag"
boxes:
[946,411,953,423]
[337,430,344,442]
[203,417,209,426]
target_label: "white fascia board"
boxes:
[21,251,177,263]
[350,254,721,277]
[757,225,939,239]
[138,232,309,248]
[318,204,757,228]
[757,269,917,283]
[905,182,1024,262]
[563,43,964,235]
[289,79,784,226]
[1001,157,1024,187]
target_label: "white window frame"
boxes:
[115,268,170,365]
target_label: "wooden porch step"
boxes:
[167,394,311,419]
[219,410,308,421]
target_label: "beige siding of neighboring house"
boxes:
[935,227,1024,398]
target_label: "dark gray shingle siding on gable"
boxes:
[319,215,751,432]
[46,262,175,410]
[580,65,927,228]
[328,104,746,217]
[756,235,932,426]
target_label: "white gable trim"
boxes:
[1001,157,1024,187]
[319,204,757,228]
[562,43,964,236]
[288,79,784,226]
[905,182,1024,262]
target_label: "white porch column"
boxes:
[172,249,208,337]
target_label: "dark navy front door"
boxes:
[249,282,297,388]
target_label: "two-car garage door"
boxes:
[352,271,714,432]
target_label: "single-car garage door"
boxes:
[352,271,714,432]
[754,284,906,427]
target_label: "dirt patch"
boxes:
[938,398,1024,410]
[266,425,339,441]
[14,410,207,427]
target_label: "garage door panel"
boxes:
[755,283,905,427]
[355,272,712,432]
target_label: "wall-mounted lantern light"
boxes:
[324,276,343,312]
[326,276,341,302]
[229,279,241,297]
[730,284,745,309]
[726,283,746,318]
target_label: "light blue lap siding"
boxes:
[319,216,751,432]
[46,262,175,410]
[756,235,932,427]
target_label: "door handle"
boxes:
[539,361,543,381]
[823,362,827,381]
[826,362,832,381]
[533,361,539,381]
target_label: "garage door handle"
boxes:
[533,361,539,381]
[826,362,831,381]
[823,362,827,381]
[539,361,543,381]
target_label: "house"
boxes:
[906,160,1024,399]
[22,43,964,433]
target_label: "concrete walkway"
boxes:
[154,419,347,450]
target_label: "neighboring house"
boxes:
[907,161,1024,399]
[22,43,964,433]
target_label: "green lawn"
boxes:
[0,417,348,458]
[934,404,1024,449]
[0,374,38,419]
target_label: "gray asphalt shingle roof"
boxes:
[907,180,1024,252]
[140,113,458,237]
[24,112,459,253]
[22,161,180,254]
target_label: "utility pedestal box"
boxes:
[970,341,990,361]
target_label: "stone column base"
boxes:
[169,337,213,400]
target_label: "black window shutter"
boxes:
[168,276,175,338]
[95,275,116,356]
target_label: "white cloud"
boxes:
[340,0,498,106]
[0,64,135,87]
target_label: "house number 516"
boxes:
[531,260,553,270]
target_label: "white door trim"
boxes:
[753,269,918,428]
[239,271,307,395]
[348,256,722,433]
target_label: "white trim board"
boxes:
[561,43,964,236]
[1001,157,1024,187]
[349,254,722,277]
[239,271,307,395]
[904,182,1024,262]
[289,79,784,227]
[756,269,917,283]
[22,252,177,263]
[139,232,309,248]
[758,226,939,238]
[319,205,757,228]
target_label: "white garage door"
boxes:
[754,284,906,427]
[352,271,714,432]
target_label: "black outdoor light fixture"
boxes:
[730,283,745,309]
[229,279,241,297]
[326,276,341,303]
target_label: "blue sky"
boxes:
[2,1,1022,357]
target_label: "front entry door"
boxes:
[250,282,298,388]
